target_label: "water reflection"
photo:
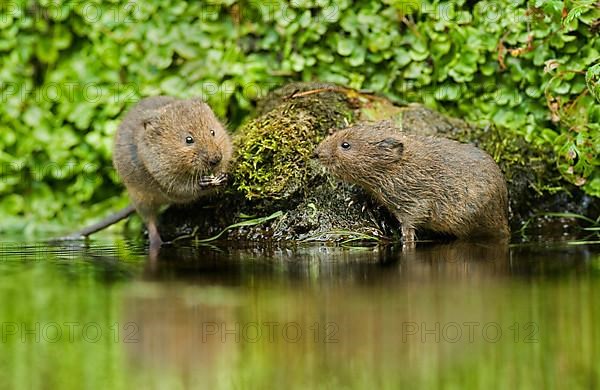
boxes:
[119,240,598,388]
[0,239,598,388]
[140,239,594,283]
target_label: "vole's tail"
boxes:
[59,204,136,240]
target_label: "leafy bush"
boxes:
[0,0,598,233]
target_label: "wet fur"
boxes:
[315,122,510,241]
[114,96,233,246]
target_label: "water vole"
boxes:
[314,122,509,244]
[114,96,233,248]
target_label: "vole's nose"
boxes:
[208,153,222,167]
[312,149,320,159]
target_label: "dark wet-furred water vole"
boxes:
[114,96,233,248]
[314,122,509,244]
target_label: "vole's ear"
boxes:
[377,138,404,156]
[141,111,159,132]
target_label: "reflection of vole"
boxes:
[114,96,233,248]
[315,122,509,245]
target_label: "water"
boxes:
[0,238,598,389]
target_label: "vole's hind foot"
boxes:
[402,241,416,250]
[147,220,163,250]
[401,225,416,250]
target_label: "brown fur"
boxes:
[314,122,510,243]
[114,96,233,247]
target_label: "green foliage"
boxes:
[588,63,600,103]
[0,0,598,233]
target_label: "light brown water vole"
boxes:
[314,122,509,245]
[114,96,233,248]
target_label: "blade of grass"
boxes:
[567,240,600,245]
[194,211,284,243]
[171,226,200,243]
[541,212,596,225]
[301,229,384,243]
[340,235,380,249]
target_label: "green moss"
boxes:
[232,86,355,200]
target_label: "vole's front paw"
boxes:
[199,173,228,187]
[212,172,228,185]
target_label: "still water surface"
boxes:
[0,238,598,389]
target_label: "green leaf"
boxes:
[586,63,600,103]
[336,37,354,56]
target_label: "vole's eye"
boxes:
[341,142,351,150]
[210,129,216,137]
[185,136,194,144]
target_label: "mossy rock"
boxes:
[232,82,355,201]
[160,82,597,243]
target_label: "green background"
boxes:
[0,0,598,233]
